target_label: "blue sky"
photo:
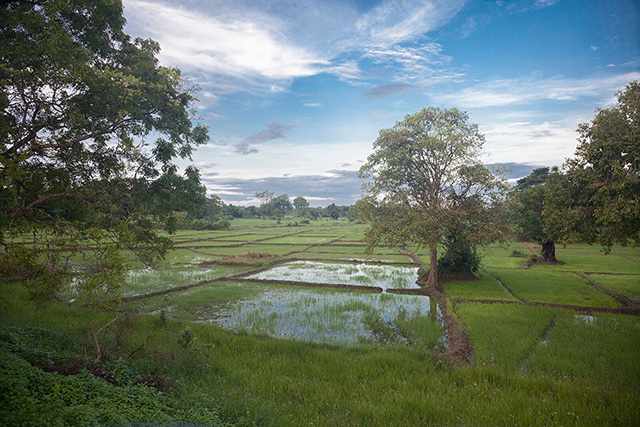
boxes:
[123,0,640,206]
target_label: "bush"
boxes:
[0,331,228,426]
[437,235,480,279]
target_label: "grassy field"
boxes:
[1,218,639,425]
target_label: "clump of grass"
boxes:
[510,249,528,258]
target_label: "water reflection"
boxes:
[248,261,419,290]
[203,286,443,347]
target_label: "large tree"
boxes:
[358,107,508,286]
[0,0,208,299]
[509,167,558,262]
[544,81,640,252]
[266,194,293,220]
[292,196,309,217]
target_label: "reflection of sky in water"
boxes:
[248,261,419,290]
[206,287,434,345]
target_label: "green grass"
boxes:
[2,283,637,426]
[487,268,619,307]
[260,236,337,244]
[2,219,640,425]
[535,243,640,274]
[193,244,301,257]
[173,241,246,247]
[589,273,640,298]
[442,272,520,301]
[527,312,640,388]
[479,243,532,268]
[455,303,556,370]
[162,248,224,264]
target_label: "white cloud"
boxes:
[203,112,227,120]
[460,17,477,38]
[481,119,582,165]
[355,0,466,46]
[363,44,464,85]
[125,0,328,82]
[124,0,468,94]
[322,60,362,82]
[303,102,323,107]
[534,0,561,8]
[436,72,640,108]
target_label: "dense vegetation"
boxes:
[1,1,639,425]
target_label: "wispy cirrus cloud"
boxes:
[124,0,468,95]
[436,72,640,108]
[533,0,561,8]
[355,0,466,46]
[124,0,331,93]
[363,44,464,85]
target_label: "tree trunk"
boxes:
[541,239,557,263]
[427,245,438,286]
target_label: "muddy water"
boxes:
[205,287,439,345]
[247,261,420,290]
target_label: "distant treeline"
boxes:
[173,194,357,230]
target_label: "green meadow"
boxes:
[1,219,639,425]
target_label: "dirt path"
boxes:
[417,281,474,365]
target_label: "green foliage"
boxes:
[0,0,209,300]
[0,246,70,300]
[185,217,231,231]
[509,167,550,242]
[292,196,310,218]
[437,233,481,278]
[325,203,340,220]
[544,81,640,252]
[177,326,195,349]
[358,107,509,284]
[0,347,228,426]
[267,194,293,219]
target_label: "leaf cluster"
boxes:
[358,107,509,253]
[0,0,209,300]
[543,81,640,251]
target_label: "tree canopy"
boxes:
[0,0,208,300]
[509,167,557,262]
[358,107,508,285]
[544,81,640,252]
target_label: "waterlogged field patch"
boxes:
[206,285,443,346]
[294,252,413,263]
[120,267,228,296]
[248,261,420,290]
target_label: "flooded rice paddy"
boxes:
[122,267,225,295]
[247,261,420,290]
[201,284,443,346]
[134,260,442,346]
